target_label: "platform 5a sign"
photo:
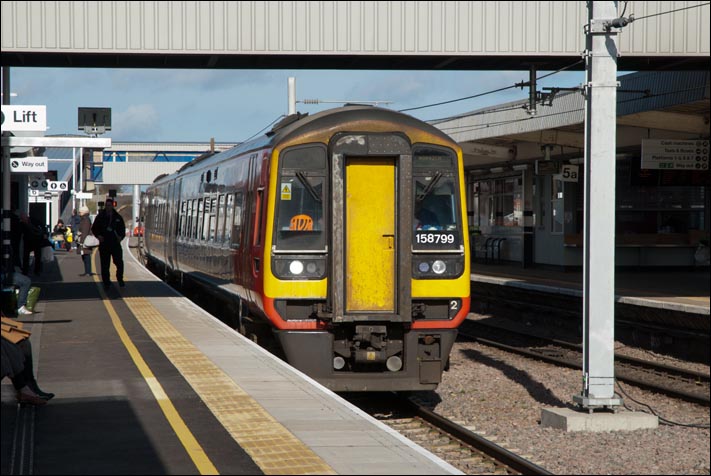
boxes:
[556,165,579,182]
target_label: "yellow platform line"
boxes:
[105,257,334,474]
[92,256,218,475]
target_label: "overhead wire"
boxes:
[398,59,586,114]
[410,1,709,121]
[240,114,286,143]
[630,1,710,21]
[435,85,708,136]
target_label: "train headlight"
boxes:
[272,255,327,280]
[432,260,447,274]
[289,260,304,275]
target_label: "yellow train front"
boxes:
[143,106,470,392]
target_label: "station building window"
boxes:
[615,157,706,245]
[471,177,523,234]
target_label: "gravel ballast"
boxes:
[424,316,710,475]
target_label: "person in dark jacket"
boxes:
[70,209,81,249]
[91,197,126,288]
[19,213,44,275]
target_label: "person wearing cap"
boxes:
[91,198,126,288]
[77,206,95,276]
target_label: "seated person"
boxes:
[1,318,54,405]
[52,219,67,236]
[1,254,34,316]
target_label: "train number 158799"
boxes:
[415,232,456,244]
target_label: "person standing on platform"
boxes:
[70,209,81,250]
[92,197,126,288]
[19,213,43,276]
[77,206,95,276]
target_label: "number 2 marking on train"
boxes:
[450,300,458,311]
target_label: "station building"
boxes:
[9,141,238,233]
[435,70,710,269]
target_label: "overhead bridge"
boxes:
[2,1,708,71]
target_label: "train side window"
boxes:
[179,200,187,237]
[202,197,212,241]
[216,195,226,243]
[186,200,192,239]
[191,199,198,239]
[209,197,218,242]
[230,192,243,248]
[196,198,204,240]
[225,194,234,244]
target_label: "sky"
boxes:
[8,67,588,143]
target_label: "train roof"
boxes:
[154,106,455,184]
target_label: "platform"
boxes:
[1,244,461,475]
[472,263,710,316]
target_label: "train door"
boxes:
[170,179,181,272]
[165,182,174,270]
[243,153,263,293]
[345,157,396,312]
[329,134,412,323]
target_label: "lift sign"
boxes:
[1,105,47,132]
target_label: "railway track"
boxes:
[346,392,551,475]
[460,319,710,406]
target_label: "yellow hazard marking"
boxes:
[104,252,335,475]
[92,253,218,475]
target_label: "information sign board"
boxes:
[641,139,709,170]
[10,157,48,173]
[1,105,47,132]
[48,181,69,192]
[535,160,559,175]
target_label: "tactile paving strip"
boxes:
[122,295,336,475]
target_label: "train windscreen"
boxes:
[412,147,462,251]
[274,145,328,251]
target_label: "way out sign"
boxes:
[10,157,48,173]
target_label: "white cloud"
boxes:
[111,104,161,141]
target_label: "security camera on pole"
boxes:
[77,107,112,208]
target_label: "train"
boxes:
[141,105,470,391]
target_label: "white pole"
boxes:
[573,0,622,411]
[72,147,76,212]
[288,77,296,115]
[79,147,84,207]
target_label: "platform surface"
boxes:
[2,243,461,475]
[472,263,710,315]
